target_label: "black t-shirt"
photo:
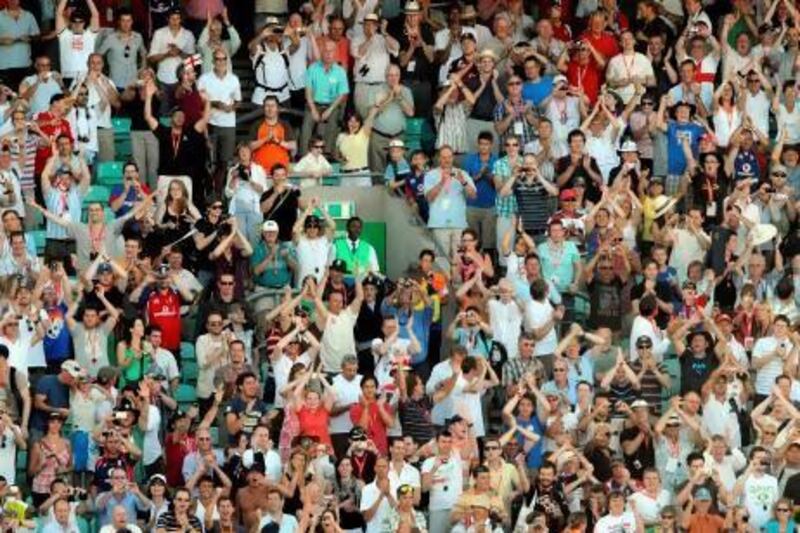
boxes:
[679,349,719,395]
[630,280,679,329]
[619,425,656,479]
[588,276,625,332]
[554,155,603,203]
[260,187,300,242]
[784,470,800,504]
[121,95,158,132]
[153,123,207,179]
[388,21,435,82]
[224,396,269,444]
[466,74,500,121]
[194,217,223,272]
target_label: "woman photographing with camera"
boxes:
[224,143,268,244]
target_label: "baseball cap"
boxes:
[631,399,649,409]
[553,74,568,85]
[364,13,379,23]
[97,262,113,274]
[559,188,577,201]
[635,335,653,349]
[149,474,167,485]
[61,360,84,379]
[349,426,367,441]
[262,220,279,233]
[388,139,406,150]
[330,259,349,273]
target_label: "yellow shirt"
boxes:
[337,130,370,171]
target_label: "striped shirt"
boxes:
[45,187,82,240]
[155,512,203,531]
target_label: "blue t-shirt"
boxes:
[462,152,498,209]
[522,76,554,107]
[42,302,71,364]
[31,375,69,432]
[666,121,704,175]
[516,415,545,468]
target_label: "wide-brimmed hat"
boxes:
[618,140,638,153]
[460,5,478,20]
[404,1,422,13]
[652,196,678,219]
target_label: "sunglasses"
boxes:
[214,57,227,61]
[773,172,787,177]
[210,204,223,210]
[313,144,325,149]
[484,445,500,450]
[398,485,414,495]
[219,280,235,286]
[124,44,130,58]
[553,368,566,373]
[641,100,654,106]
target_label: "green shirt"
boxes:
[251,241,295,288]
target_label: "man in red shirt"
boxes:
[581,11,620,68]
[137,265,194,355]
[34,93,73,176]
[566,43,602,105]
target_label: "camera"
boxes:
[237,164,250,181]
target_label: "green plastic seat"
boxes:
[82,185,110,205]
[96,161,125,186]
[405,117,426,137]
[175,383,197,404]
[180,341,196,361]
[112,117,132,135]
[115,139,132,159]
[324,201,356,219]
[29,230,46,254]
[181,360,199,383]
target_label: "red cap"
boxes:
[559,188,577,201]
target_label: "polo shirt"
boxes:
[198,70,241,128]
[96,31,146,88]
[0,9,38,69]
[305,61,349,104]
[31,375,69,432]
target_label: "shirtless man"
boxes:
[235,467,271,530]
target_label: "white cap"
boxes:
[262,220,280,232]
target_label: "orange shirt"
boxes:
[687,513,725,533]
[317,36,352,72]
[296,406,332,447]
[254,120,294,174]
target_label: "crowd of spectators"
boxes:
[0,0,799,532]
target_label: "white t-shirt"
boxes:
[594,512,637,532]
[452,375,486,437]
[329,373,363,434]
[142,404,162,466]
[606,52,655,104]
[273,352,311,408]
[487,299,523,360]
[58,29,97,79]
[257,513,299,533]
[585,123,622,182]
[320,308,358,372]
[242,448,282,482]
[360,479,398,533]
[350,35,395,84]
[524,299,557,356]
[421,452,463,510]
[744,89,770,138]
[752,336,791,395]
[627,490,671,525]
[149,26,196,84]
[426,360,456,426]
[197,71,241,128]
[387,462,421,491]
[742,474,779,530]
[0,427,16,483]
[295,236,331,287]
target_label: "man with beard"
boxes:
[525,461,569,531]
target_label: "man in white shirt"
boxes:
[351,14,399,119]
[54,0,99,84]
[148,8,196,95]
[594,490,639,532]
[426,345,467,426]
[198,47,241,183]
[752,314,793,401]
[422,431,465,533]
[388,438,421,505]
[314,276,364,373]
[330,354,363,458]
[736,447,779,530]
[360,456,398,533]
[139,377,163,479]
[524,279,561,373]
[242,425,282,483]
[606,29,656,104]
[147,326,180,393]
[79,53,118,163]
[257,488,298,533]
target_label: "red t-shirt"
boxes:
[175,88,205,128]
[567,61,601,105]
[145,289,182,350]
[296,406,332,447]
[164,432,197,486]
[581,31,620,67]
[349,402,393,455]
[34,112,73,175]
